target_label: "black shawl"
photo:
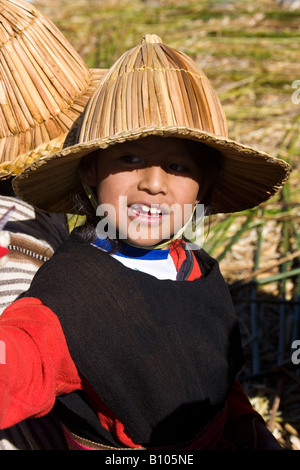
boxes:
[21,231,244,447]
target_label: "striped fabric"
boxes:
[0,195,68,314]
[0,195,69,449]
[0,413,68,450]
[0,233,50,314]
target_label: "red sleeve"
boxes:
[226,379,265,425]
[0,297,81,429]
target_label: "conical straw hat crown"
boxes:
[73,34,228,147]
[0,0,105,177]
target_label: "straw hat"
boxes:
[13,33,291,215]
[0,0,106,178]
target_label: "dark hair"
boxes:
[0,178,15,197]
[71,192,98,243]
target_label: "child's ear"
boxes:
[80,154,97,186]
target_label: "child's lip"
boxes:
[129,202,169,216]
[128,202,169,223]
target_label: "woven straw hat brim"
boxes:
[12,34,292,215]
[12,125,292,215]
[0,0,107,178]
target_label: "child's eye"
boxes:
[120,155,141,164]
[169,163,189,173]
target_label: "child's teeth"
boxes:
[133,204,162,215]
[150,207,160,215]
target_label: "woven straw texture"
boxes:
[13,34,291,215]
[0,0,106,178]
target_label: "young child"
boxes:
[1,34,291,450]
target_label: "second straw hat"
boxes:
[14,34,291,214]
[0,0,106,178]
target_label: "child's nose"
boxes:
[137,166,168,195]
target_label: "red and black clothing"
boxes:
[0,231,263,449]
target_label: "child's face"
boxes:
[82,136,205,248]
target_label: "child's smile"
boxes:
[82,136,205,248]
[128,202,168,225]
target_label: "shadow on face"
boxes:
[80,136,223,210]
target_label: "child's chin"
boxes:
[127,237,169,248]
